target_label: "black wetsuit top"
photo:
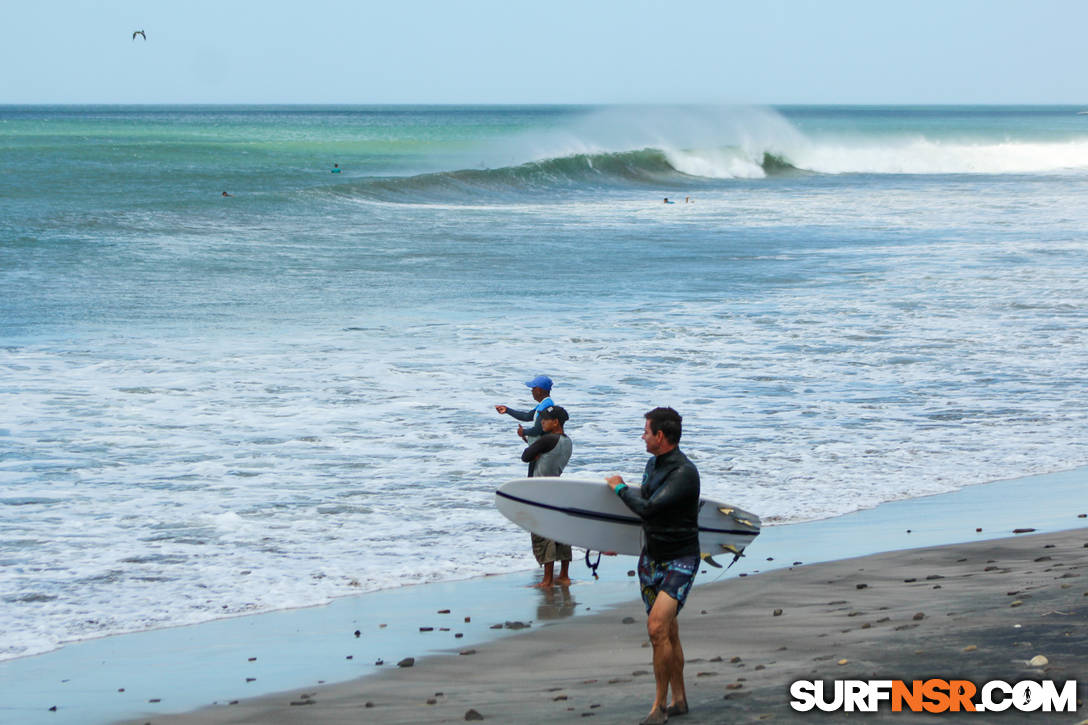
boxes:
[617,447,701,561]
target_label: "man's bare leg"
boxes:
[644,592,681,724]
[535,561,555,588]
[556,558,571,586]
[666,616,688,714]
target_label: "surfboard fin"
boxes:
[717,543,746,569]
[700,553,723,568]
[717,506,734,516]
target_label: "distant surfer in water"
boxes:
[607,407,700,725]
[521,405,573,587]
[331,163,342,173]
[663,198,674,204]
[495,375,554,443]
[221,191,233,197]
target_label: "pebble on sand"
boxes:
[465,709,484,721]
[963,645,978,652]
[1028,655,1049,667]
[913,612,925,620]
[397,657,415,668]
[837,659,849,665]
[460,649,477,656]
[773,608,783,616]
[1013,528,1036,534]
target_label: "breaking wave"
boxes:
[320,106,1088,204]
[324,148,799,203]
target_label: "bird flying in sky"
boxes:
[132,30,146,41]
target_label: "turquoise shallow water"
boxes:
[2,105,1087,662]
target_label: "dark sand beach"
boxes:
[126,528,1088,725]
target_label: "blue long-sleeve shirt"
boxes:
[501,396,554,440]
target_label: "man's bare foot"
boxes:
[533,580,554,588]
[555,576,572,586]
[666,700,688,716]
[639,706,668,725]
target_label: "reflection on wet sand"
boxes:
[536,585,577,620]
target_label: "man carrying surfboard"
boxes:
[494,375,555,443]
[520,405,573,587]
[607,407,699,725]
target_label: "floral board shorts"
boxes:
[638,552,699,614]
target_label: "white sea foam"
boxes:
[786,137,1088,175]
[4,208,1087,661]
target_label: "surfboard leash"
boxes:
[584,549,602,579]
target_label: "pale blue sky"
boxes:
[3,0,1086,104]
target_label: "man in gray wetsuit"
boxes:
[521,405,573,587]
[607,407,700,725]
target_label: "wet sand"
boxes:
[128,528,1088,724]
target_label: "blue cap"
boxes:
[524,375,553,391]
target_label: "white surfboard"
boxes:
[495,477,760,563]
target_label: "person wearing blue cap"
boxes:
[495,375,555,443]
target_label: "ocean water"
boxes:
[2,105,1087,662]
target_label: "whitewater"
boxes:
[2,104,1087,662]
